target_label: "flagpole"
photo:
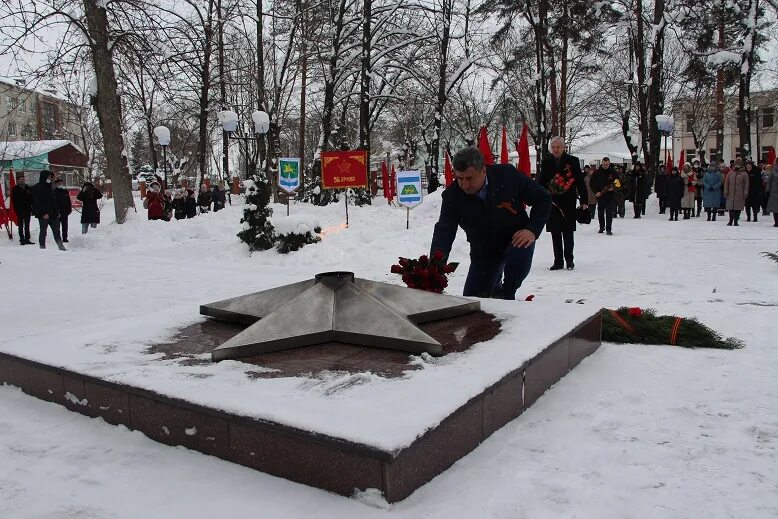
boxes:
[345,192,349,227]
[406,207,409,229]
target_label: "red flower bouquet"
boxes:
[548,166,575,195]
[391,251,459,293]
[627,307,643,318]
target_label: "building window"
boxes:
[763,107,774,128]
[18,100,25,113]
[5,96,11,111]
[685,149,696,163]
[685,113,694,133]
[761,147,774,163]
[29,98,37,113]
[735,147,742,159]
[8,121,17,136]
[709,149,718,164]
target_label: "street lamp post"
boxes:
[655,114,675,172]
[217,109,270,181]
[153,125,171,188]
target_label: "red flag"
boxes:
[478,126,494,165]
[381,161,389,201]
[389,165,396,200]
[500,126,509,164]
[0,181,10,238]
[320,150,369,189]
[517,123,531,178]
[666,150,673,174]
[7,169,18,225]
[679,149,685,169]
[444,151,454,187]
[768,147,776,166]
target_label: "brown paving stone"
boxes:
[523,339,571,409]
[26,366,65,405]
[490,370,525,432]
[149,311,501,378]
[129,395,230,458]
[383,400,484,503]
[568,314,602,369]
[0,356,10,385]
[83,381,131,426]
[229,422,383,495]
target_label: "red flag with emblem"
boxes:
[7,169,18,225]
[444,150,454,187]
[500,126,509,164]
[478,126,494,165]
[517,123,531,177]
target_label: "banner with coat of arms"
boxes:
[278,158,301,193]
[321,150,368,189]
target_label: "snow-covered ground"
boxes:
[1,193,777,517]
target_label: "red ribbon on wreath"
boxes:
[669,317,683,345]
[610,309,638,337]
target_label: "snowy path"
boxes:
[1,194,777,517]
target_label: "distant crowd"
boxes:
[582,156,777,229]
[142,176,228,221]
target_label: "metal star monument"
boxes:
[201,272,480,361]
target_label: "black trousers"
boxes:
[658,197,666,213]
[18,213,31,243]
[37,215,62,247]
[598,201,613,231]
[745,205,760,221]
[551,231,574,266]
[59,213,69,240]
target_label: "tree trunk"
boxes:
[737,0,757,161]
[430,0,452,194]
[197,0,216,187]
[218,0,229,188]
[83,0,133,223]
[715,0,725,163]
[646,0,665,174]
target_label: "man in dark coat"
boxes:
[744,160,763,222]
[31,170,66,250]
[537,136,588,270]
[590,157,616,234]
[654,166,668,214]
[10,170,34,245]
[54,177,72,242]
[76,182,103,234]
[430,147,551,300]
[629,162,649,219]
[664,167,684,221]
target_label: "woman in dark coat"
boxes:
[663,167,684,221]
[655,167,668,214]
[744,160,764,222]
[212,182,227,212]
[185,188,197,218]
[629,162,649,218]
[537,137,588,270]
[76,181,103,234]
[197,184,212,213]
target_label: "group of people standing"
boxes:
[142,179,227,221]
[654,158,777,226]
[10,170,103,250]
[583,159,651,235]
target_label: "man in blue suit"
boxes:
[430,147,552,299]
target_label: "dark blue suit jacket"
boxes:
[430,164,552,262]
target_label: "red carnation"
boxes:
[525,294,535,301]
[432,250,444,261]
[390,264,402,274]
[398,258,410,267]
[419,255,429,266]
[627,307,643,317]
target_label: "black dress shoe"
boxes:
[62,239,69,243]
[598,228,604,234]
[606,231,613,235]
[566,263,575,270]
[549,264,564,271]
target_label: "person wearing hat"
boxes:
[744,160,764,222]
[702,163,724,221]
[724,158,749,226]
[31,170,66,250]
[53,177,72,242]
[680,164,697,219]
[143,181,166,220]
[664,166,684,221]
[76,181,103,234]
[10,170,34,245]
[764,164,778,227]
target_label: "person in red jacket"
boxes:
[143,181,166,220]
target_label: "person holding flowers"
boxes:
[590,156,617,235]
[429,146,551,300]
[537,136,588,270]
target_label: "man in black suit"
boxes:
[430,147,551,300]
[537,136,588,270]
